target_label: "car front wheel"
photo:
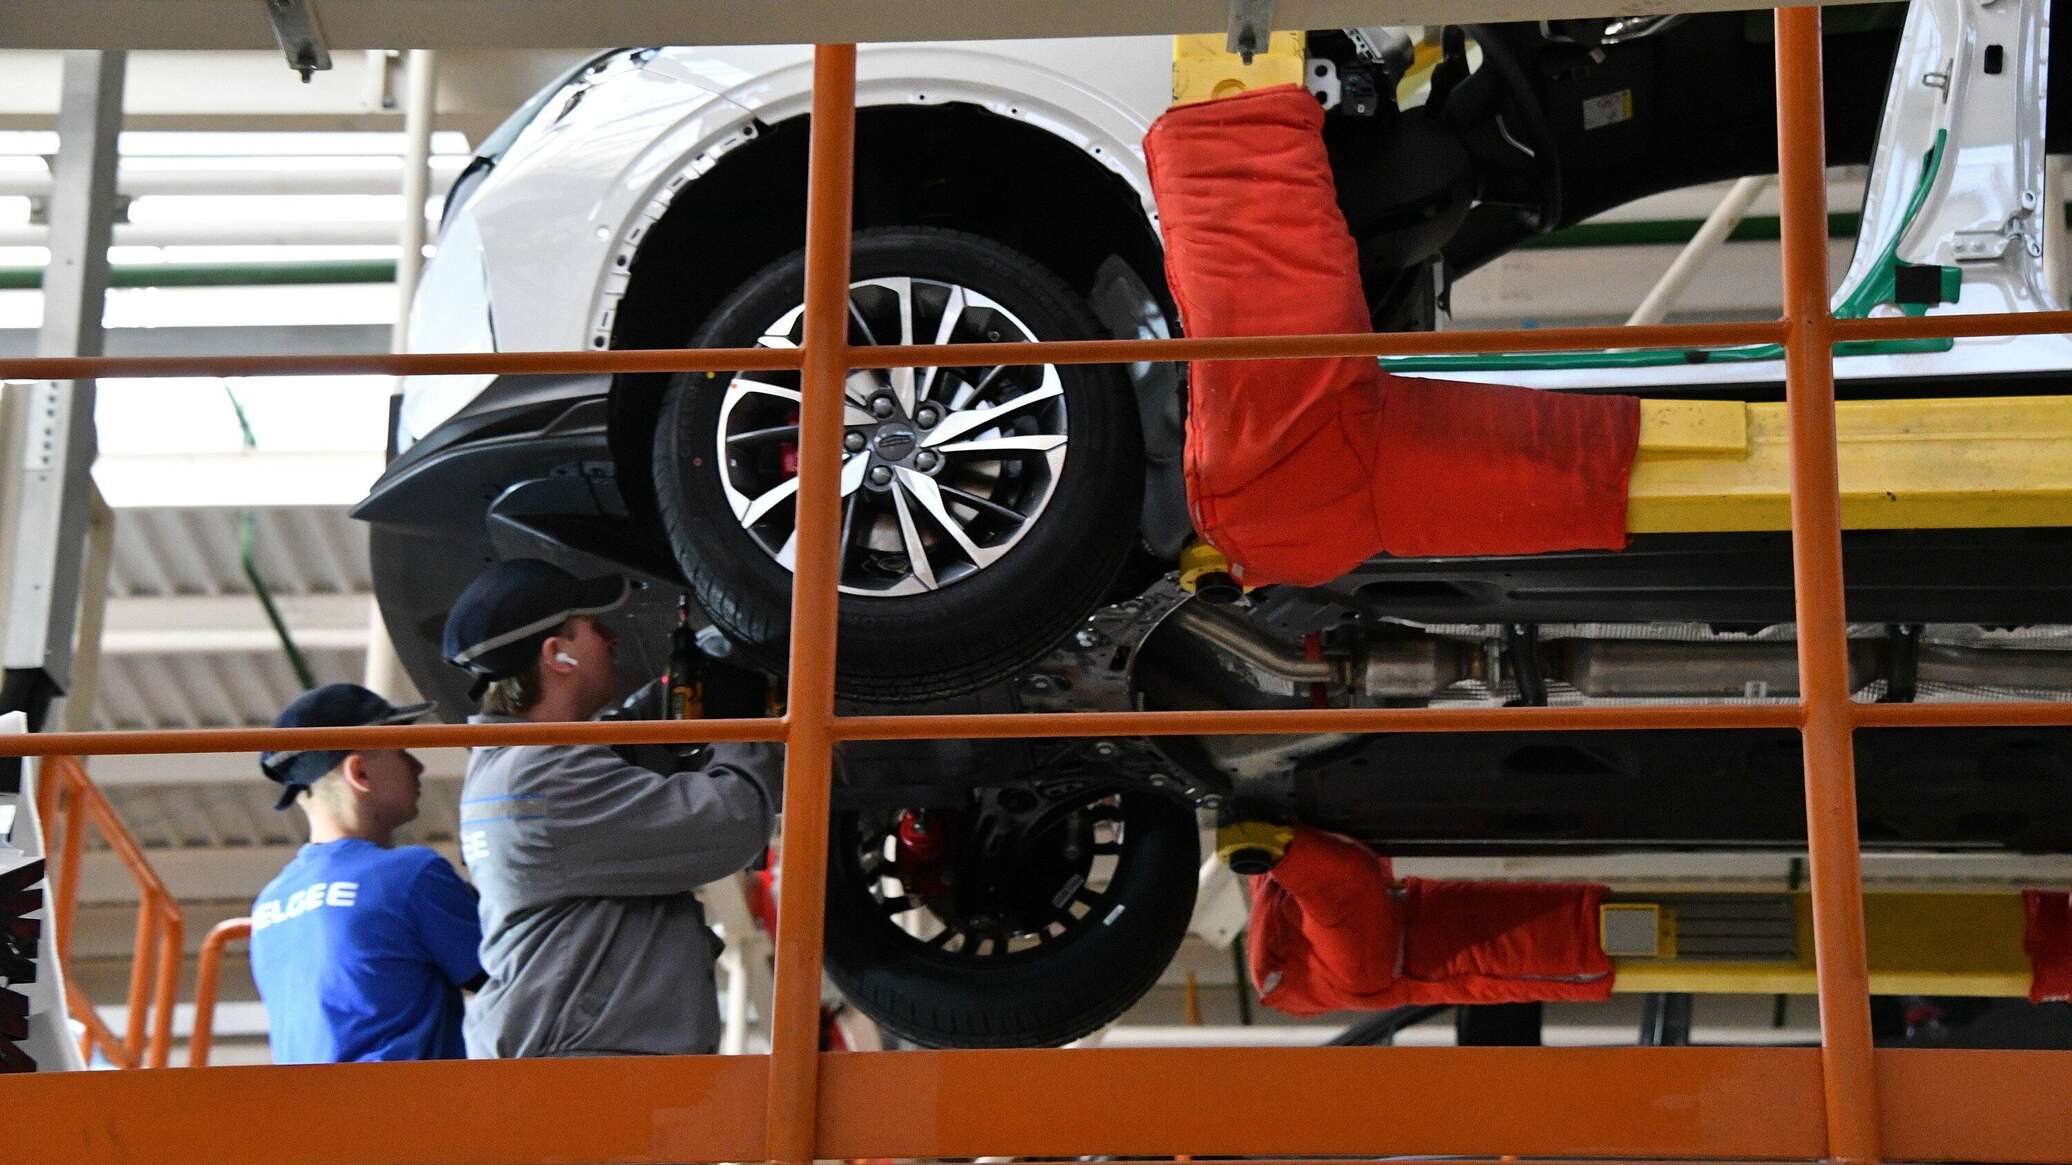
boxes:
[653,227,1143,702]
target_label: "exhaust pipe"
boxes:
[1553,639,1882,699]
[1166,604,1484,696]
[1172,604,2072,702]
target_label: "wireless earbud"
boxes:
[554,652,580,668]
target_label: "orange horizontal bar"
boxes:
[815,1046,1829,1160]
[834,703,1805,740]
[1852,700,2072,728]
[1833,308,2072,344]
[1880,1048,2072,1163]
[0,715,785,759]
[0,344,801,382]
[1069,1152,1798,1160]
[0,703,1811,760]
[24,698,2072,757]
[5,1054,768,1164]
[7,1047,2064,1163]
[0,321,1783,383]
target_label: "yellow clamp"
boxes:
[1216,820,1295,875]
[1172,31,1307,106]
[1178,541,1248,602]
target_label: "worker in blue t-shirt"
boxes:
[249,684,484,1063]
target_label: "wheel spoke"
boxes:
[939,482,1028,526]
[897,469,1001,569]
[953,362,1008,411]
[922,377,1063,448]
[839,452,869,496]
[925,927,957,949]
[725,423,800,447]
[918,284,967,402]
[937,433,1068,456]
[756,333,797,349]
[735,475,800,525]
[847,296,879,346]
[774,526,797,570]
[888,276,918,414]
[836,491,861,581]
[880,894,919,916]
[844,369,879,408]
[725,377,800,405]
[887,478,938,590]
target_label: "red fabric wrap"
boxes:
[2025,889,2072,1003]
[1246,827,1612,1015]
[1144,86,1640,586]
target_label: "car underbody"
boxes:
[359,0,2072,1046]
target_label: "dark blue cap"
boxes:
[441,558,630,692]
[261,683,432,810]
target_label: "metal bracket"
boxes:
[1952,201,2043,262]
[262,0,332,82]
[1226,0,1275,64]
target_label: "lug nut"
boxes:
[871,396,897,418]
[843,431,867,452]
[914,449,941,472]
[868,465,893,486]
[915,404,943,427]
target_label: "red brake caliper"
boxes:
[892,809,957,902]
[779,406,801,478]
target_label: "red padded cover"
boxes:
[1144,85,1640,586]
[2025,889,2072,1003]
[1247,827,1613,1014]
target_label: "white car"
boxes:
[358,1,2072,1048]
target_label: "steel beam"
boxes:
[0,0,1891,50]
[2,50,124,730]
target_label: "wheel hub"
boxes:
[871,426,917,462]
[715,275,1073,596]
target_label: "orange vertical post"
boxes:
[122,899,158,1063]
[147,907,183,1068]
[764,42,857,1165]
[189,918,252,1067]
[1774,8,1881,1163]
[55,776,85,962]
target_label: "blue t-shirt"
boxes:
[249,839,483,1063]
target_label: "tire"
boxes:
[822,789,1201,1048]
[653,227,1142,702]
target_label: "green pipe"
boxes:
[0,259,395,291]
[221,386,318,692]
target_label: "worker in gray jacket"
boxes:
[442,558,782,1057]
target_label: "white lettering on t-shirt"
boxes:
[252,879,361,932]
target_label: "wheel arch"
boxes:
[604,100,1168,530]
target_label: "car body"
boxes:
[359,0,2072,1046]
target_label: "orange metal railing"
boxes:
[5,8,2072,1165]
[186,918,251,1068]
[33,754,184,1070]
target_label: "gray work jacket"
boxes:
[457,715,782,1058]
